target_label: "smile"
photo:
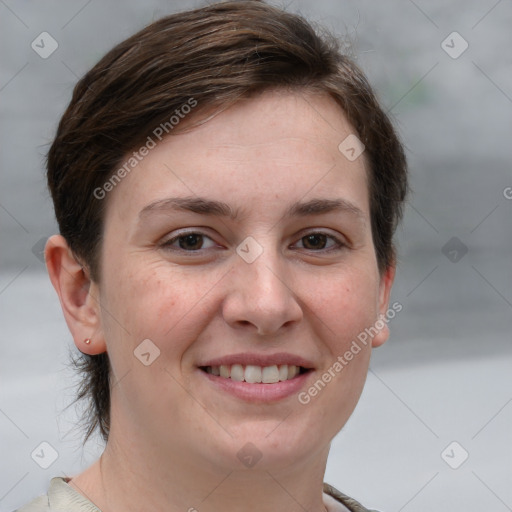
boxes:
[200,364,308,384]
[198,362,314,402]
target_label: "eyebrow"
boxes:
[138,196,366,222]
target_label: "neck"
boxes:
[70,424,331,512]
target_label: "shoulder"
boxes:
[12,477,100,512]
[12,494,49,512]
[323,482,382,512]
[15,478,379,512]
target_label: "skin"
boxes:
[46,89,395,512]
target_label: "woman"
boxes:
[15,1,407,511]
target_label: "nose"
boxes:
[222,246,303,336]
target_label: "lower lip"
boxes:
[198,368,313,403]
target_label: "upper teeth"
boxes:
[205,364,300,383]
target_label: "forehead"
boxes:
[179,89,359,154]
[104,89,370,222]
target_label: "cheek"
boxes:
[307,264,380,346]
[100,262,224,359]
[98,264,224,422]
[301,266,378,416]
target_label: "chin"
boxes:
[207,420,324,471]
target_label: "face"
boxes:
[89,89,394,472]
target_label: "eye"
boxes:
[160,231,217,252]
[294,232,345,252]
[159,230,346,254]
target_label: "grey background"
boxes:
[1,1,511,511]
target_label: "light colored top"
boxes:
[13,477,379,512]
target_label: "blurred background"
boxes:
[1,1,511,511]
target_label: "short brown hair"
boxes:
[48,0,408,444]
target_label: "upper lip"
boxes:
[198,352,315,369]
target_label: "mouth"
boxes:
[197,361,314,402]
[199,364,312,384]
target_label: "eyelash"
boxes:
[159,230,347,254]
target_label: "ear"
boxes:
[45,234,106,355]
[371,263,396,348]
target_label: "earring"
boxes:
[84,338,92,345]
